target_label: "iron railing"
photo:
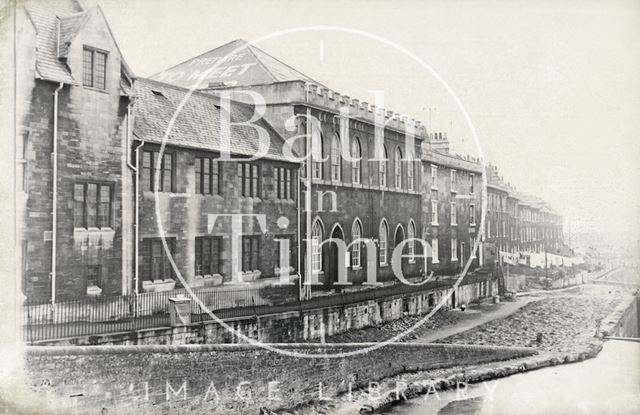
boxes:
[21,274,492,343]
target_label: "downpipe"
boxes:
[51,82,64,318]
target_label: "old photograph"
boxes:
[0,0,639,414]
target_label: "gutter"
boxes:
[51,82,64,310]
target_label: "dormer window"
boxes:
[83,47,107,90]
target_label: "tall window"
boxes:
[469,173,475,194]
[141,238,176,281]
[430,164,438,189]
[195,236,221,276]
[431,200,438,225]
[195,156,220,195]
[142,150,174,192]
[408,221,416,262]
[238,162,260,197]
[311,128,323,180]
[450,169,456,192]
[379,220,389,265]
[242,235,260,271]
[351,219,363,268]
[407,152,414,191]
[82,47,107,90]
[379,145,388,187]
[451,203,457,225]
[311,220,324,273]
[74,182,112,228]
[451,237,458,260]
[394,148,403,189]
[431,238,439,263]
[470,204,476,225]
[276,167,293,199]
[330,134,341,182]
[351,137,361,184]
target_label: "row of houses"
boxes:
[16,0,565,302]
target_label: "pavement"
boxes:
[414,296,541,343]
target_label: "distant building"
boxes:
[421,134,483,275]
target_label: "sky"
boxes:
[94,0,640,249]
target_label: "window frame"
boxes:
[194,155,221,195]
[431,199,439,225]
[379,220,389,266]
[394,148,403,189]
[431,238,439,264]
[450,202,457,226]
[142,150,175,193]
[141,238,176,282]
[351,219,363,269]
[238,162,261,197]
[451,237,458,261]
[330,134,341,182]
[276,167,294,200]
[73,181,113,229]
[195,236,222,276]
[351,137,361,184]
[82,46,108,91]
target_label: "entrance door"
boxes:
[326,225,344,289]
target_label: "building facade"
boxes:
[16,2,567,303]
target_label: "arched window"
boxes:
[311,219,324,273]
[351,219,363,268]
[311,127,323,180]
[379,219,389,265]
[330,134,341,182]
[408,220,416,261]
[395,148,403,189]
[407,150,414,191]
[378,145,388,188]
[351,137,361,184]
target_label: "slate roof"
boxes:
[133,78,299,163]
[25,0,84,84]
[151,39,325,89]
[23,0,134,85]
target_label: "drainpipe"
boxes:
[125,99,144,306]
[51,82,63,311]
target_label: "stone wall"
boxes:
[33,277,498,346]
[22,342,536,414]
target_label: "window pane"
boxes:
[162,154,172,192]
[195,157,201,194]
[285,169,291,199]
[143,151,152,191]
[98,185,110,228]
[73,184,85,228]
[203,158,210,194]
[86,184,97,227]
[82,49,93,87]
[212,160,219,195]
[252,165,259,197]
[195,237,202,275]
[94,51,107,90]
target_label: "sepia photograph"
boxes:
[0,0,639,414]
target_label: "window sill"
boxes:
[83,86,109,94]
[379,263,388,268]
[431,186,438,191]
[432,260,440,264]
[352,266,362,271]
[431,222,439,227]
[408,260,416,264]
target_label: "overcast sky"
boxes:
[95,0,640,248]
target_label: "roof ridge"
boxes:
[148,38,247,79]
[248,42,325,87]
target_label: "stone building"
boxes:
[16,7,567,304]
[421,133,483,275]
[130,78,300,292]
[16,0,134,301]
[153,39,425,290]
